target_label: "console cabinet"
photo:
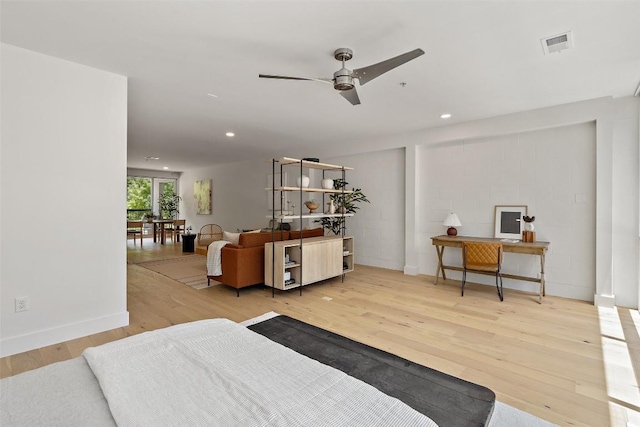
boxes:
[265,235,349,290]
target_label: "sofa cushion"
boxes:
[223,231,241,245]
[238,231,290,248]
[289,227,324,239]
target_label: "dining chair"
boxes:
[167,219,186,243]
[462,241,504,301]
[127,221,144,246]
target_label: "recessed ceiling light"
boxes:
[207,93,218,98]
[144,156,160,161]
[440,113,452,119]
[163,166,169,170]
[226,132,235,137]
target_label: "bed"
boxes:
[1,314,495,426]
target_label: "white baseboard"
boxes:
[0,311,129,358]
[594,293,615,308]
[403,265,419,275]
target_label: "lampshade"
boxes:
[443,213,461,236]
[443,213,461,227]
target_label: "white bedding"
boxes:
[206,240,230,276]
[83,319,438,427]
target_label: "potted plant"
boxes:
[159,193,182,219]
[315,179,369,235]
[142,211,155,223]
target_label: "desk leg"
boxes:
[153,223,158,243]
[161,225,166,245]
[434,245,446,285]
[539,253,546,304]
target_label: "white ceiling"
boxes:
[2,1,639,172]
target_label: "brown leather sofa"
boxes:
[207,228,324,296]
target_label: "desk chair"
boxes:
[127,221,144,246]
[462,241,503,301]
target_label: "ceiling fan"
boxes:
[259,47,425,105]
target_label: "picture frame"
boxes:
[494,205,528,239]
[194,179,212,215]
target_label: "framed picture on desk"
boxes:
[494,205,527,239]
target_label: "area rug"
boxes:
[135,255,218,290]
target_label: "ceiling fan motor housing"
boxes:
[333,48,355,90]
[333,68,355,91]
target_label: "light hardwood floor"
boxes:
[2,238,639,426]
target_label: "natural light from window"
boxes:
[598,306,640,426]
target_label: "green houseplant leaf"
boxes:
[315,179,369,235]
[158,193,182,219]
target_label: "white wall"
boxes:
[0,44,129,357]
[294,97,638,307]
[180,151,405,270]
[179,159,272,234]
[405,97,637,307]
[324,149,406,270]
[127,168,182,181]
[611,97,640,308]
[419,123,596,300]
[179,98,638,307]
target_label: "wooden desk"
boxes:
[431,235,550,303]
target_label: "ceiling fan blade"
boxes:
[258,74,332,84]
[340,87,361,105]
[352,48,425,86]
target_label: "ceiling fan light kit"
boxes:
[259,47,425,105]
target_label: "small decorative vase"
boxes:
[321,179,334,190]
[327,200,336,214]
[296,175,310,188]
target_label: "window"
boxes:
[156,179,178,219]
[126,176,178,220]
[127,177,152,220]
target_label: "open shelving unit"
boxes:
[266,157,355,296]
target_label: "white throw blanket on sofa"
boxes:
[206,240,230,276]
[83,319,438,427]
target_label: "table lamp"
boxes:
[443,213,461,236]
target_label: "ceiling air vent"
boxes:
[541,31,573,54]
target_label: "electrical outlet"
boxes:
[15,296,29,313]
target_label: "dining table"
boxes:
[151,219,175,245]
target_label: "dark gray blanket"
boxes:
[249,315,495,427]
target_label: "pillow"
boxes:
[246,229,261,234]
[223,231,240,245]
